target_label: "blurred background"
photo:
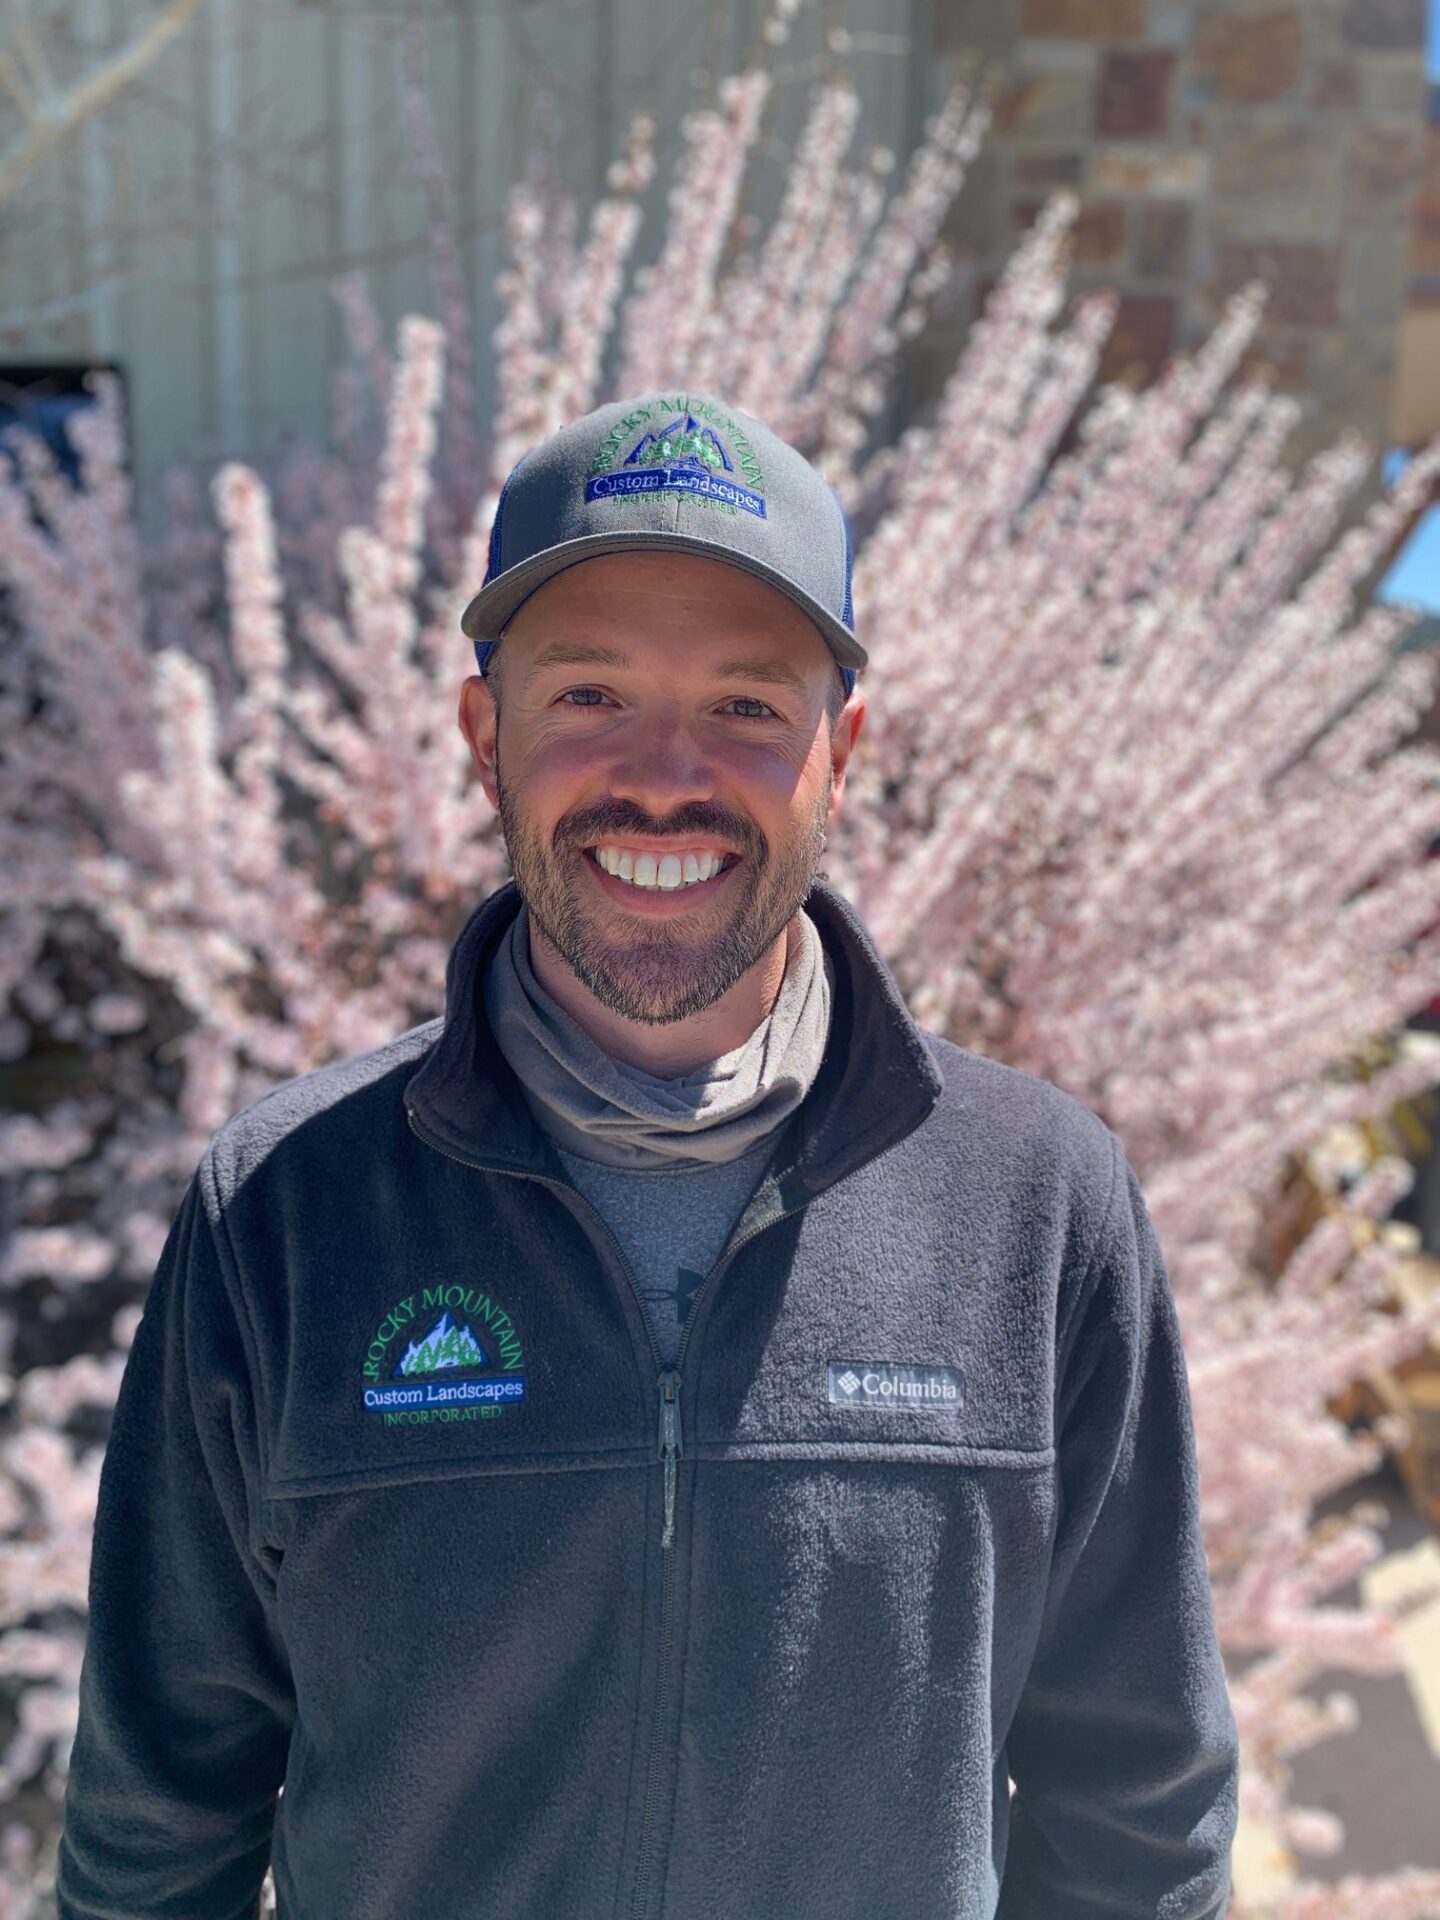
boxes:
[4,2,1440,1915]
[3,1,1439,534]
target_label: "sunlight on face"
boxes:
[488,551,844,1025]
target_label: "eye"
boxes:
[722,696,778,720]
[557,686,613,708]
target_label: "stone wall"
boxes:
[1393,81,1440,451]
[918,0,1430,490]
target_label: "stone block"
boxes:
[1309,60,1362,110]
[1301,326,1400,450]
[1012,148,1088,188]
[1094,292,1178,388]
[1346,124,1425,213]
[992,69,1095,142]
[1302,0,1349,61]
[1343,226,1413,330]
[1212,120,1345,210]
[1090,144,1207,196]
[1340,0,1425,47]
[1095,49,1178,137]
[1020,0,1149,37]
[1411,188,1440,277]
[1191,11,1304,103]
[1208,190,1340,243]
[1013,195,1129,262]
[1211,239,1343,325]
[1135,201,1192,278]
[1357,49,1429,114]
[941,146,1005,258]
[1146,4,1190,46]
[1234,328,1314,392]
[936,0,1021,52]
[1017,36,1100,72]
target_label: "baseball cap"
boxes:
[460,390,865,697]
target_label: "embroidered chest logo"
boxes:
[827,1362,963,1410]
[361,1285,526,1427]
[583,396,767,520]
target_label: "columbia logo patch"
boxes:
[827,1362,963,1409]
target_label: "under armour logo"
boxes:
[676,1266,706,1324]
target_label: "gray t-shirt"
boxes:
[554,1139,776,1366]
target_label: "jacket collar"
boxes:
[404,876,943,1203]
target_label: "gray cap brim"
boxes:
[459,528,868,672]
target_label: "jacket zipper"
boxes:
[405,1104,900,1920]
[403,1108,683,1918]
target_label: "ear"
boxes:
[458,674,500,808]
[824,689,866,833]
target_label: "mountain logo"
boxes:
[583,395,767,520]
[360,1285,527,1428]
[626,416,730,476]
[392,1309,488,1378]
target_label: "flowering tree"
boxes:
[3,3,1440,1913]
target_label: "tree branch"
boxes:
[0,0,204,210]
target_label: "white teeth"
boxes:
[590,846,733,891]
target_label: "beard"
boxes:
[493,752,830,1026]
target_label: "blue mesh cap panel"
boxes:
[485,449,535,582]
[831,485,855,631]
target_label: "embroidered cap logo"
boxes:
[583,398,768,521]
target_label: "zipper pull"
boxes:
[657,1368,683,1551]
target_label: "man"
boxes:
[57,391,1240,1919]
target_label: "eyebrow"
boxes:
[529,643,629,673]
[528,642,810,695]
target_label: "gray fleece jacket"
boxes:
[56,875,1240,1920]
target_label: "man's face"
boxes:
[458,551,865,1026]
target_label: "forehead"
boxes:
[505,551,829,661]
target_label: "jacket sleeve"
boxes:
[55,1153,295,1920]
[996,1135,1241,1920]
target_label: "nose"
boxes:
[604,703,718,818]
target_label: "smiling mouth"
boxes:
[582,845,741,893]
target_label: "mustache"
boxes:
[556,801,764,860]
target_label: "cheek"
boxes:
[720,727,822,783]
[508,724,610,797]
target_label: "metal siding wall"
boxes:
[245,0,331,467]
[77,0,121,371]
[0,0,929,531]
[114,0,214,511]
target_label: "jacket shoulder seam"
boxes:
[1055,1127,1126,1377]
[196,1148,278,1542]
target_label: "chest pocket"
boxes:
[262,1259,654,1502]
[684,1208,1060,1471]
